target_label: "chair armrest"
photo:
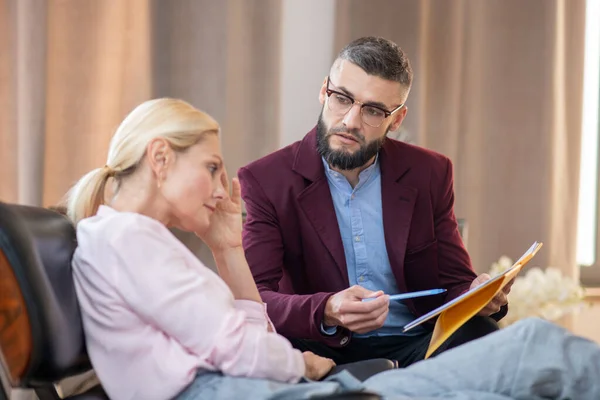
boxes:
[325,358,397,382]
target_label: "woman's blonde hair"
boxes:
[65,98,219,224]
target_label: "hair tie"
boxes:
[103,165,115,177]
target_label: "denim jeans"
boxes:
[175,318,600,400]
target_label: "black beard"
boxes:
[316,111,385,171]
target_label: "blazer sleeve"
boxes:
[433,158,507,321]
[238,166,347,345]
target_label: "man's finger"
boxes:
[349,310,388,334]
[495,291,508,306]
[471,273,491,289]
[342,300,389,325]
[480,302,500,316]
[489,297,505,311]
[343,308,386,329]
[348,285,383,299]
[502,278,515,294]
[342,295,389,314]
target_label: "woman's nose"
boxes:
[213,181,227,199]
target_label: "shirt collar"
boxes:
[97,205,115,216]
[322,154,380,191]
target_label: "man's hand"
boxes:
[303,351,336,381]
[471,273,513,316]
[323,285,389,334]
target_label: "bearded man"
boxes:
[237,36,508,367]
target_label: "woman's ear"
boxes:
[147,138,172,177]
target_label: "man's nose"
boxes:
[342,103,363,130]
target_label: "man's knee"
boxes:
[462,315,500,336]
[448,315,500,348]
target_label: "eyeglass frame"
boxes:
[324,76,405,128]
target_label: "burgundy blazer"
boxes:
[239,127,500,347]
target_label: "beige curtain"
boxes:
[336,0,586,285]
[1,0,588,292]
[1,0,281,206]
[0,0,282,269]
[0,0,18,204]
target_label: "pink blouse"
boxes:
[72,206,305,400]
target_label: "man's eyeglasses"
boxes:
[325,77,404,128]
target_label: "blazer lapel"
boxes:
[294,128,350,286]
[380,139,418,292]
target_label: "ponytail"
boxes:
[64,98,220,224]
[66,166,113,224]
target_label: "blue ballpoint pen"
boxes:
[362,288,447,302]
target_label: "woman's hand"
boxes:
[198,170,243,252]
[198,170,262,303]
[303,351,336,381]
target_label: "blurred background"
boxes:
[2,0,600,340]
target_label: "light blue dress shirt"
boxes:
[322,157,425,337]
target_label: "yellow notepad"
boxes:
[402,241,543,358]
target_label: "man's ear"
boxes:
[318,76,328,105]
[389,106,408,132]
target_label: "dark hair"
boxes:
[336,36,413,87]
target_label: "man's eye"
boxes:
[364,106,385,117]
[335,95,352,105]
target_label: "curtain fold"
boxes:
[1,0,282,208]
[0,0,18,203]
[43,0,153,207]
[0,0,588,291]
[0,0,283,270]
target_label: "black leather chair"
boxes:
[326,359,396,382]
[1,359,10,400]
[0,202,108,400]
[0,202,390,400]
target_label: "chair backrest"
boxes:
[0,352,10,400]
[0,202,92,389]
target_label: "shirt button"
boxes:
[354,236,361,242]
[340,336,349,346]
[351,194,355,199]
[358,276,365,282]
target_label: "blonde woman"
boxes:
[68,98,600,400]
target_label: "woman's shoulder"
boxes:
[77,206,174,249]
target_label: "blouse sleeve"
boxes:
[109,223,305,383]
[234,300,276,331]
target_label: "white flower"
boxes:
[490,256,514,277]
[487,256,587,327]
